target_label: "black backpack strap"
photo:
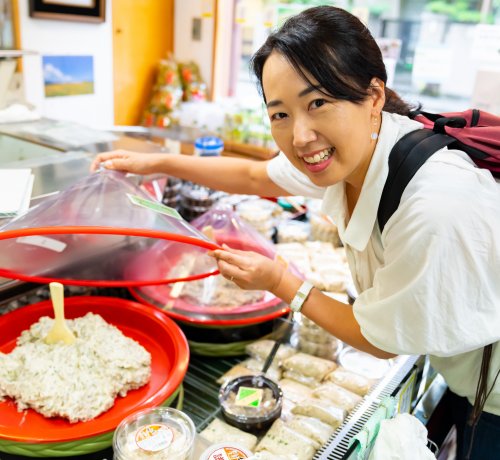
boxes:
[377,129,457,233]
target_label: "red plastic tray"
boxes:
[0,296,189,443]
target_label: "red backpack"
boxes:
[378,109,500,232]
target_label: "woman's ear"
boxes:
[369,77,385,112]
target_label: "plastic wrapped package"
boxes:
[235,199,280,240]
[256,419,317,460]
[282,353,337,382]
[199,418,258,452]
[142,55,183,128]
[324,367,374,396]
[178,61,207,102]
[338,347,394,380]
[0,170,219,287]
[307,199,340,246]
[290,398,346,428]
[312,382,362,412]
[294,314,343,360]
[245,339,296,365]
[277,220,310,244]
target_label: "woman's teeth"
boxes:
[303,148,333,164]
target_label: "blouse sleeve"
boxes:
[353,162,500,357]
[267,152,325,199]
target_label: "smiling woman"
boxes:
[89,7,500,459]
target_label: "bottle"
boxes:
[194,136,224,157]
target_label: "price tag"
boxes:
[235,386,263,408]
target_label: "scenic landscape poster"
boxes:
[42,55,94,97]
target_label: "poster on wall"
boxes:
[42,55,94,98]
[29,0,106,23]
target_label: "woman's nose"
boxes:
[293,120,317,147]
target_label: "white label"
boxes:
[16,236,67,253]
[127,193,183,220]
[135,424,173,452]
[207,446,250,460]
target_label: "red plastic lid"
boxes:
[0,171,220,287]
[0,296,189,443]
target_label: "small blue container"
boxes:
[194,136,224,157]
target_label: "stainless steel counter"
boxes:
[0,118,168,299]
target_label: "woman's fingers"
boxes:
[211,248,251,269]
[90,150,129,171]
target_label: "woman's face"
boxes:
[262,51,384,189]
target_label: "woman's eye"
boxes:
[270,112,287,121]
[310,99,326,109]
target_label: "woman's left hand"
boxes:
[210,245,285,292]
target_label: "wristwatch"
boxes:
[290,280,314,313]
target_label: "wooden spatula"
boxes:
[44,282,76,345]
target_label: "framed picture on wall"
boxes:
[29,0,106,23]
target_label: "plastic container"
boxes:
[199,442,253,460]
[277,220,309,244]
[194,136,224,157]
[113,407,195,460]
[219,375,283,433]
[338,346,394,380]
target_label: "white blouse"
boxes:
[267,111,500,415]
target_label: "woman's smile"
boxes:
[301,147,335,172]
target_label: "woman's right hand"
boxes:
[90,150,168,175]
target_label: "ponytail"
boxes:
[383,87,418,116]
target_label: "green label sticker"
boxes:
[127,193,183,220]
[235,386,263,408]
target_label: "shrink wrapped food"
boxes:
[312,382,363,412]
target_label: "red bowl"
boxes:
[0,296,189,443]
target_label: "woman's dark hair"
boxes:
[251,6,412,116]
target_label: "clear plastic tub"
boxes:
[113,407,196,460]
[219,375,283,433]
[277,220,309,243]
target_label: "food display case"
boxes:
[0,120,430,460]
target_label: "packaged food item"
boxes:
[219,375,283,433]
[338,346,394,380]
[312,382,363,412]
[200,418,258,451]
[324,367,373,396]
[282,352,337,381]
[277,378,313,404]
[277,220,309,244]
[245,339,296,364]
[113,407,195,460]
[307,199,340,245]
[291,398,346,427]
[216,361,280,386]
[295,314,343,360]
[200,442,253,460]
[287,415,335,446]
[179,182,219,221]
[235,199,279,240]
[255,418,317,460]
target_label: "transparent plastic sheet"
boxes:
[131,204,298,325]
[0,170,219,286]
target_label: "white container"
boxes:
[113,407,196,460]
[199,442,253,460]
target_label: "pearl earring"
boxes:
[371,117,379,140]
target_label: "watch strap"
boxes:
[290,280,314,313]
